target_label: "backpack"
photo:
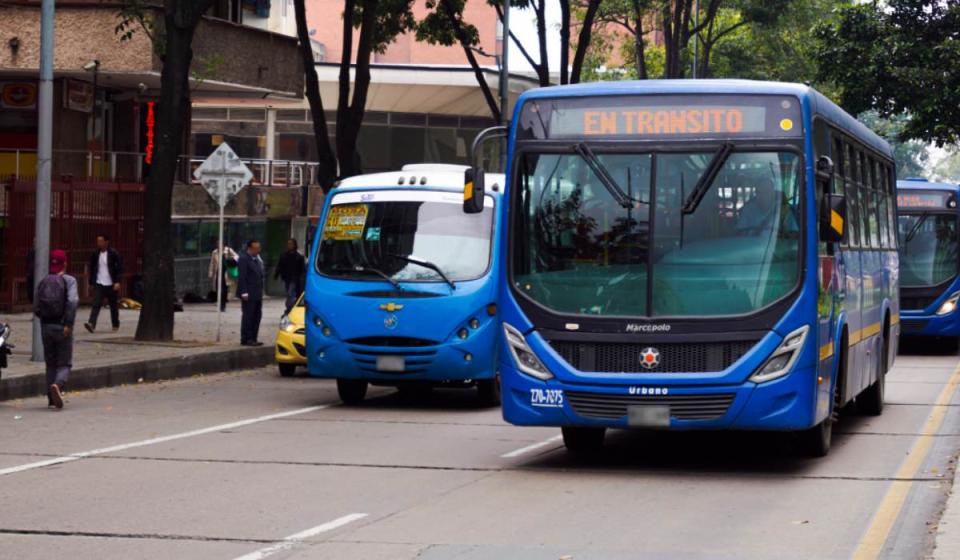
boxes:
[35,275,67,321]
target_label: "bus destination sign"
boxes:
[517,94,803,141]
[897,190,957,210]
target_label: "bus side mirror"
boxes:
[816,155,835,179]
[820,193,846,243]
[464,167,485,214]
[464,125,508,214]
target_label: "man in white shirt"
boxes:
[84,234,123,333]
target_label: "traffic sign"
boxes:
[193,142,253,206]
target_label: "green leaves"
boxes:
[815,0,960,146]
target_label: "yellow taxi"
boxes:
[275,294,306,376]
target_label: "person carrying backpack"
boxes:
[34,249,79,409]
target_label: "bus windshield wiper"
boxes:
[390,254,456,290]
[905,212,930,243]
[573,143,633,209]
[682,142,734,214]
[332,264,401,291]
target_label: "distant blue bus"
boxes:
[897,178,960,343]
[305,164,504,405]
[463,80,899,456]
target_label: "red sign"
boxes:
[0,82,37,109]
[145,102,156,165]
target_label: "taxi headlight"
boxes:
[280,315,296,333]
[503,323,552,380]
[937,292,960,316]
[750,326,809,384]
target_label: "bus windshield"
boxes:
[317,192,494,284]
[897,211,958,287]
[513,149,802,317]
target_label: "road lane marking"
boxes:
[231,513,368,560]
[501,434,563,458]
[0,405,328,477]
[852,362,960,559]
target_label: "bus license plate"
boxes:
[376,355,405,372]
[628,406,670,427]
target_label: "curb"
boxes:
[0,346,275,401]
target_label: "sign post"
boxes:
[193,143,253,343]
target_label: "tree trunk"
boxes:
[135,0,211,341]
[337,0,377,178]
[294,0,338,191]
[570,0,601,84]
[441,0,500,121]
[559,0,570,84]
[335,0,356,177]
[534,0,550,86]
[632,0,647,79]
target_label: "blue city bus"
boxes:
[896,178,960,344]
[305,164,504,405]
[463,80,899,456]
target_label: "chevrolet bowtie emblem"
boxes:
[379,303,403,312]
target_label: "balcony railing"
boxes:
[0,149,319,188]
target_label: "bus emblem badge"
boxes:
[379,303,404,312]
[640,348,660,369]
[384,314,399,329]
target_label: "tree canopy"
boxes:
[815,0,960,146]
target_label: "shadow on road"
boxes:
[517,411,874,477]
[899,337,960,356]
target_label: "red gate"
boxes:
[0,178,144,311]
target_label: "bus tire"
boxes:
[561,426,605,456]
[337,379,368,405]
[278,363,297,377]
[799,417,833,458]
[476,377,501,407]
[859,342,886,416]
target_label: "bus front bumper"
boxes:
[900,310,960,337]
[500,363,820,431]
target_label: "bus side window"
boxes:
[886,165,897,248]
[845,144,861,248]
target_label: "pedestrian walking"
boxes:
[84,234,122,333]
[34,249,79,409]
[208,245,239,311]
[275,238,306,312]
[237,239,265,346]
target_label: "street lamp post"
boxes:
[32,0,55,361]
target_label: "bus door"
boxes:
[839,143,866,402]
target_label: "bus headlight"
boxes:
[503,323,552,380]
[750,326,809,384]
[937,292,960,315]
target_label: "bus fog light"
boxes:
[458,328,469,339]
[464,353,473,362]
[313,316,323,328]
[937,292,960,316]
[503,323,552,380]
[751,325,809,384]
[322,327,332,337]
[469,318,480,329]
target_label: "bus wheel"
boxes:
[476,377,501,407]
[337,379,368,405]
[278,363,296,377]
[561,427,606,456]
[799,417,833,458]
[859,343,886,416]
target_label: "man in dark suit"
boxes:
[84,234,123,333]
[237,239,265,346]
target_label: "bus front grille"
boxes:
[566,391,735,421]
[901,296,938,311]
[901,320,930,333]
[347,341,439,374]
[546,339,757,373]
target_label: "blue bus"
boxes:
[897,178,960,344]
[463,80,899,456]
[305,164,504,405]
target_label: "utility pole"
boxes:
[32,0,54,361]
[498,1,510,126]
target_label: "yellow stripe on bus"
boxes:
[819,342,834,361]
[891,313,900,325]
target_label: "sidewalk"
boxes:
[935,458,960,559]
[0,298,286,400]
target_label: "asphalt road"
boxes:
[1,346,959,560]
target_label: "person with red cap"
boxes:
[33,249,79,409]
